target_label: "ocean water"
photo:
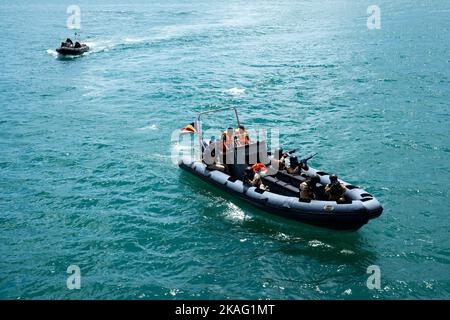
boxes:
[0,0,449,299]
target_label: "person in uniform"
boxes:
[325,174,348,202]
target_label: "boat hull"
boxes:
[56,46,89,56]
[179,157,383,231]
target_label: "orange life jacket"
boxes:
[252,163,267,173]
[235,128,249,145]
[221,131,232,150]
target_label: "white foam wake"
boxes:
[46,49,59,58]
[137,124,158,131]
[225,87,246,96]
[224,202,251,223]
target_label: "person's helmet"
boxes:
[329,174,338,182]
[238,125,245,131]
[290,156,299,166]
[310,175,320,184]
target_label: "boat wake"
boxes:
[46,49,59,58]
[46,48,86,60]
[225,87,246,96]
[46,39,119,59]
[223,202,252,223]
[46,22,227,59]
[137,124,158,131]
[84,40,117,54]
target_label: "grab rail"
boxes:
[197,106,241,126]
[197,107,241,160]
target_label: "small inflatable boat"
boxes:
[56,45,89,55]
[178,107,383,231]
[56,38,89,56]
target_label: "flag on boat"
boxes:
[180,121,198,134]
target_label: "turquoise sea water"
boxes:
[0,0,449,299]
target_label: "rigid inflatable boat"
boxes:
[56,38,89,56]
[178,107,383,231]
[56,45,89,56]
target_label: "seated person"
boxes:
[286,156,309,178]
[243,166,268,191]
[203,137,217,166]
[243,167,253,182]
[286,156,308,176]
[208,136,216,157]
[325,174,348,202]
[311,175,326,200]
[251,163,268,175]
[286,156,298,174]
[299,175,322,200]
[299,177,314,200]
[74,41,81,48]
[270,148,286,171]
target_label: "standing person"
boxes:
[234,125,249,146]
[221,127,235,173]
[221,127,234,152]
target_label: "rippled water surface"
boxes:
[0,0,449,299]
